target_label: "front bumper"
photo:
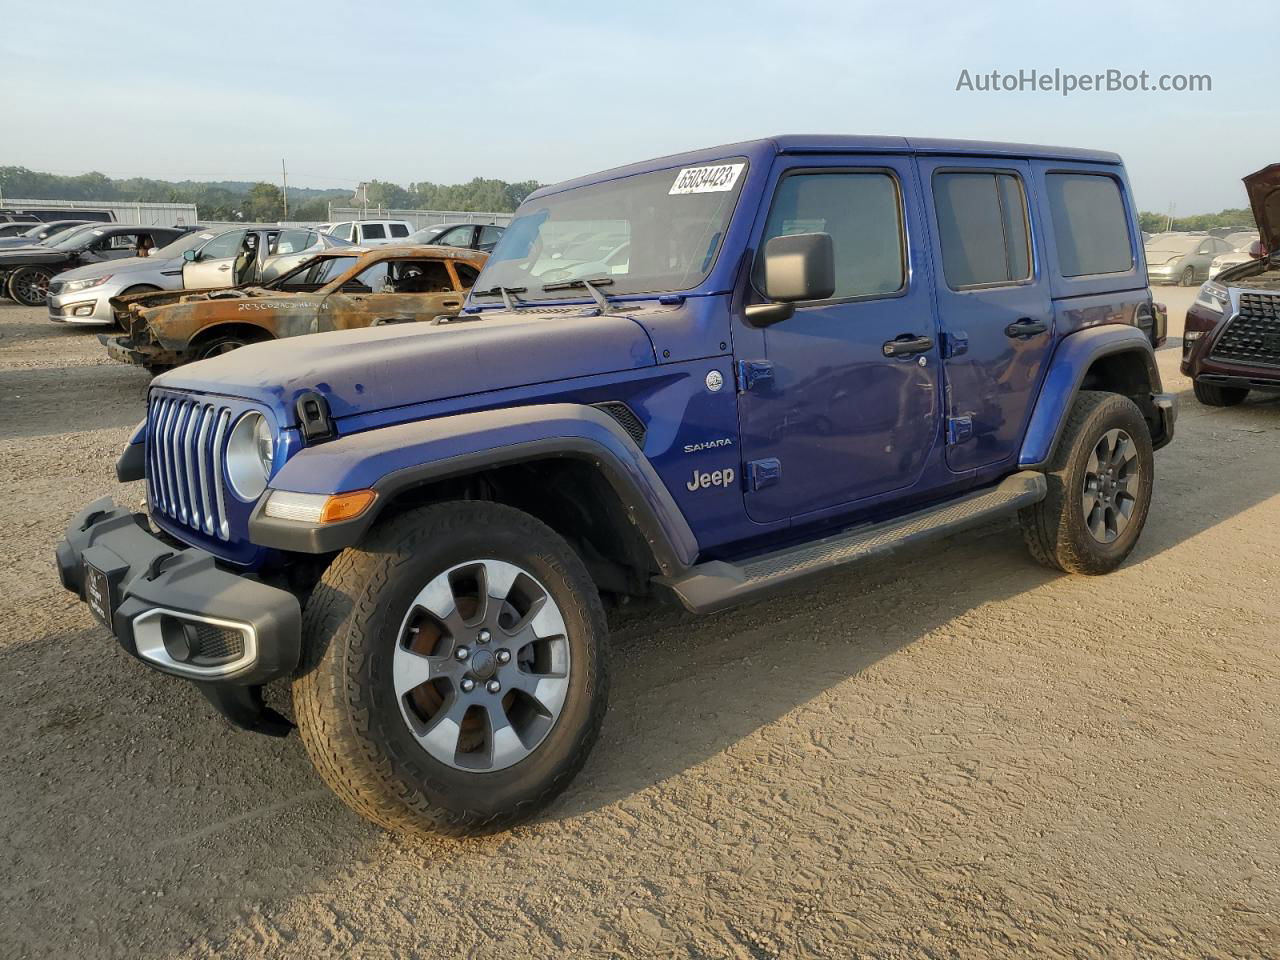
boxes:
[101,333,180,367]
[47,290,111,324]
[1151,392,1176,450]
[55,497,301,734]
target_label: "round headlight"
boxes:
[226,412,273,500]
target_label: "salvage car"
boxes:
[409,222,506,252]
[1208,233,1262,279]
[320,219,413,245]
[1183,163,1280,405]
[0,223,187,306]
[58,136,1174,838]
[104,244,485,368]
[48,226,353,326]
[1144,233,1235,285]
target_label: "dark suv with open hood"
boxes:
[1182,165,1280,405]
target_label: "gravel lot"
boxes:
[1,289,1277,959]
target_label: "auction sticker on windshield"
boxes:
[669,163,745,195]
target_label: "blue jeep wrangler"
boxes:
[56,136,1175,835]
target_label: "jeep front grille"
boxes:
[146,395,233,540]
[1210,292,1280,368]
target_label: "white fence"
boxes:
[324,206,512,229]
[0,197,198,226]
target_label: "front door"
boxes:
[183,229,246,289]
[738,157,942,525]
[916,158,1054,472]
[319,257,461,330]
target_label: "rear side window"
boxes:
[361,223,386,240]
[933,172,1031,289]
[1044,174,1133,277]
[389,223,409,238]
[760,171,905,301]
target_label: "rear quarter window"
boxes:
[389,223,409,238]
[1045,173,1133,277]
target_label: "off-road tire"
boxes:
[1019,390,1154,575]
[8,266,54,306]
[1193,380,1248,407]
[292,501,609,837]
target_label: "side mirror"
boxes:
[183,248,198,262]
[746,233,836,327]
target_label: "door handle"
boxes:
[442,299,461,308]
[882,334,934,357]
[1005,318,1048,339]
[217,265,230,271]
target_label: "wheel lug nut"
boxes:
[486,680,501,694]
[477,629,491,644]
[496,649,511,665]
[460,678,475,693]
[455,645,470,661]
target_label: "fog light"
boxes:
[73,303,94,317]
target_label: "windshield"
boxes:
[474,159,747,301]
[152,230,209,259]
[45,224,104,249]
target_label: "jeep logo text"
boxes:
[686,467,736,491]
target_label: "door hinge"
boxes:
[947,416,974,445]
[747,457,782,490]
[942,330,969,358]
[735,359,774,392]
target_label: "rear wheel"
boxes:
[292,501,609,836]
[1020,391,1154,575]
[1193,380,1248,407]
[8,266,54,306]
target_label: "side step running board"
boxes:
[658,471,1047,614]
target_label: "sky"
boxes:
[2,0,1273,215]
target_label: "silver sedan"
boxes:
[47,227,352,325]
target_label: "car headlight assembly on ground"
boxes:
[225,412,275,501]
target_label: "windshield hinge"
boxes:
[735,360,774,393]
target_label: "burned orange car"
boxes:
[103,244,487,369]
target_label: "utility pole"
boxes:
[281,159,288,220]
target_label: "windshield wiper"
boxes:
[540,276,615,313]
[471,285,527,310]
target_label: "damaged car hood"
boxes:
[154,308,659,421]
[1245,163,1280,253]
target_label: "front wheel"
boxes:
[292,501,609,836]
[1193,380,1248,407]
[1020,391,1155,575]
[8,266,53,306]
[1179,266,1196,286]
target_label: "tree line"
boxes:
[0,166,542,223]
[1137,208,1256,234]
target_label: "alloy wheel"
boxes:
[393,559,571,771]
[1081,428,1141,544]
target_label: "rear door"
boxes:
[916,158,1053,473]
[737,155,943,524]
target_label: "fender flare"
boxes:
[247,403,698,576]
[1019,325,1163,470]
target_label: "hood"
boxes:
[1144,247,1192,261]
[0,246,73,265]
[154,307,659,421]
[56,254,175,282]
[1244,164,1280,253]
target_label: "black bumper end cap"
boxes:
[195,683,293,737]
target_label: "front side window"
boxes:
[476,159,748,301]
[329,222,353,241]
[435,225,474,247]
[1044,173,1133,277]
[198,230,246,261]
[933,171,1032,289]
[759,171,905,300]
[478,225,504,249]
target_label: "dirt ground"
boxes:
[1,288,1277,959]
